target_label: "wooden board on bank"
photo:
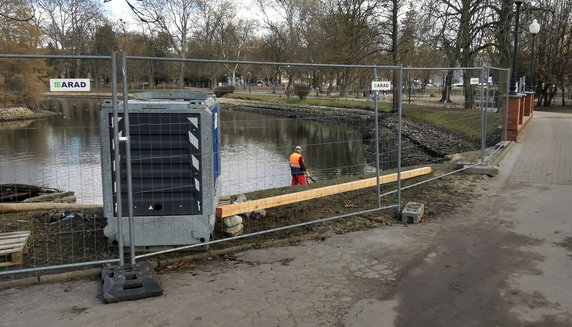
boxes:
[0,230,31,267]
[216,167,432,218]
[0,203,101,214]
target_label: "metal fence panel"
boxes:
[1,53,118,276]
[1,52,510,277]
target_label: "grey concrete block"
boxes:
[465,165,499,176]
[456,161,477,169]
[402,202,425,224]
[456,162,499,176]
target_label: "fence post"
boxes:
[111,52,125,267]
[120,52,136,265]
[479,67,486,164]
[483,65,491,162]
[504,70,511,141]
[396,66,403,217]
[372,68,381,208]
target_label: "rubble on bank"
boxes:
[0,107,58,122]
[218,98,479,168]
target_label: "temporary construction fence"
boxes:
[0,52,509,277]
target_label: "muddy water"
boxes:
[0,98,373,203]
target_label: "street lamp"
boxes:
[528,19,540,92]
[510,0,525,95]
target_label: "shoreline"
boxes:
[218,98,479,167]
[0,107,60,122]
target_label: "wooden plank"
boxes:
[0,253,22,267]
[0,203,101,214]
[0,237,29,249]
[216,167,432,218]
[0,247,24,255]
[0,230,30,266]
[0,231,30,240]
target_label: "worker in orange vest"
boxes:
[289,146,307,185]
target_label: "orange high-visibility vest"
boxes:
[289,152,304,175]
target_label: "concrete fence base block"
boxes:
[456,162,499,176]
[402,202,425,224]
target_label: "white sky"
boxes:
[102,0,262,27]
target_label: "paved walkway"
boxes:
[1,110,571,326]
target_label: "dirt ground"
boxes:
[1,159,485,277]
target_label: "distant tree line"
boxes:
[0,0,570,107]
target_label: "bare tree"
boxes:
[34,0,105,78]
[423,0,497,108]
[138,0,199,88]
[0,0,47,107]
[255,0,319,95]
[529,0,572,106]
[190,1,254,87]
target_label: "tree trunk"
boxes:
[391,0,400,111]
[462,73,474,109]
[547,86,557,106]
[178,61,185,89]
[285,74,293,98]
[440,71,453,103]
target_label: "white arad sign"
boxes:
[371,81,391,91]
[50,79,91,92]
[470,78,480,85]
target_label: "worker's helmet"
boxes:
[295,146,302,151]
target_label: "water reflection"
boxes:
[220,110,374,195]
[0,99,373,203]
[0,98,103,204]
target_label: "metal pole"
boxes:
[110,52,125,267]
[373,68,381,208]
[479,67,487,164]
[408,70,411,104]
[530,34,536,92]
[396,66,403,218]
[510,1,523,94]
[120,52,136,265]
[504,70,511,141]
[484,65,491,157]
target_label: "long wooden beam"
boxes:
[0,203,101,214]
[216,167,432,218]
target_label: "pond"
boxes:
[0,98,374,203]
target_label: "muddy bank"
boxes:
[0,107,59,122]
[219,98,479,168]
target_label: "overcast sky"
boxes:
[102,0,260,26]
